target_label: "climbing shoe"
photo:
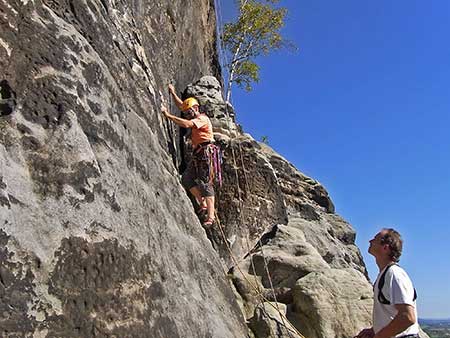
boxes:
[196,206,208,222]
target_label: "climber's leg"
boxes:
[205,195,215,221]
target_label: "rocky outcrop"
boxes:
[249,302,303,338]
[185,76,428,338]
[180,76,372,337]
[292,268,373,338]
[0,1,428,338]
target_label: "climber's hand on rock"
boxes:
[161,104,170,118]
[168,84,175,94]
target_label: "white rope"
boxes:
[212,3,305,337]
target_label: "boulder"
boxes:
[249,302,303,338]
[288,215,368,277]
[292,268,373,338]
[249,225,330,289]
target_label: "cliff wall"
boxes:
[0,1,427,338]
[0,1,248,337]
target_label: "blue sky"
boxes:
[218,0,450,319]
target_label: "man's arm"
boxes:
[168,84,184,109]
[161,104,193,128]
[373,304,416,338]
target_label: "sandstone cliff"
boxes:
[184,76,374,338]
[0,1,247,337]
[0,1,428,338]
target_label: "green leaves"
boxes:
[261,135,270,144]
[221,0,293,100]
[234,60,259,91]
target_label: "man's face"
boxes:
[183,106,198,120]
[368,230,388,257]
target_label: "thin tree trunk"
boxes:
[225,41,243,104]
[225,0,251,104]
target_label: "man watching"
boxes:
[355,228,419,338]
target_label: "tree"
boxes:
[221,0,293,104]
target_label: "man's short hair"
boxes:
[380,228,403,262]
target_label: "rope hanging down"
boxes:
[212,1,305,337]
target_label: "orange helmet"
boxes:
[181,97,199,111]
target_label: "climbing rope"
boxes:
[167,88,179,170]
[214,213,304,338]
[236,143,297,338]
[236,142,297,338]
[211,2,305,337]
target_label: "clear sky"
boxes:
[218,0,450,319]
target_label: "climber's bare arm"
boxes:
[168,84,184,109]
[161,104,193,128]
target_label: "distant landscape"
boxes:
[420,319,450,338]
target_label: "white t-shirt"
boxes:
[373,264,419,337]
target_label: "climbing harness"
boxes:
[193,141,223,187]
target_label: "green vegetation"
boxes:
[221,0,295,102]
[421,319,450,338]
[260,135,269,144]
[422,327,450,338]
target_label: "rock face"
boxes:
[182,76,374,338]
[249,302,303,338]
[0,1,248,337]
[0,1,428,338]
[292,268,373,338]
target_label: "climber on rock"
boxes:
[161,84,217,227]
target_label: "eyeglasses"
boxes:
[370,235,385,245]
